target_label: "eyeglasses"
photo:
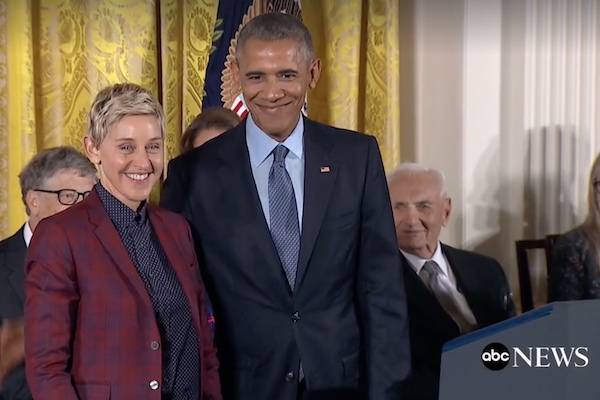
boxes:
[34,189,90,206]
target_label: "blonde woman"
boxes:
[549,154,600,301]
[24,83,221,400]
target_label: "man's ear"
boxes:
[25,190,38,217]
[231,61,240,86]
[442,197,452,227]
[83,136,100,165]
[308,58,321,89]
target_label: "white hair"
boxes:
[386,162,448,197]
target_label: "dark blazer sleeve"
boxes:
[160,157,190,216]
[494,260,516,319]
[182,221,221,400]
[548,230,592,301]
[24,219,79,400]
[358,137,410,399]
[1,365,31,400]
[0,256,21,320]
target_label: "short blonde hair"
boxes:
[87,83,165,147]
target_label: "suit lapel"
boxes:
[216,124,291,296]
[86,190,153,312]
[442,244,484,324]
[295,120,336,289]
[400,253,460,336]
[8,252,26,303]
[148,207,202,334]
[5,227,26,303]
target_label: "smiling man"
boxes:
[387,163,516,400]
[161,12,410,400]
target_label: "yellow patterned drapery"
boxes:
[0,0,218,239]
[302,0,401,172]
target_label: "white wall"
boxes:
[400,0,600,309]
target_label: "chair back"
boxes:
[515,234,561,313]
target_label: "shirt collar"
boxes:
[96,182,148,228]
[23,221,33,247]
[400,242,449,277]
[245,113,304,168]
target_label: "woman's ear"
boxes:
[83,136,101,165]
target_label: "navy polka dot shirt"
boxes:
[97,183,200,399]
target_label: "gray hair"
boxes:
[19,146,98,215]
[87,83,165,147]
[235,12,314,63]
[387,162,448,197]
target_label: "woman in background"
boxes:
[180,107,240,153]
[549,153,600,301]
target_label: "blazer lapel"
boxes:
[149,207,202,334]
[442,244,484,324]
[8,253,26,304]
[86,190,153,312]
[401,253,460,336]
[295,120,336,289]
[6,228,26,303]
[216,125,291,296]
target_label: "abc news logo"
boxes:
[481,342,589,371]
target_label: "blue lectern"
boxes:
[439,300,600,400]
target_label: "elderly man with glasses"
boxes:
[0,146,97,400]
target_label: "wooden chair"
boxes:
[545,234,561,267]
[515,234,561,313]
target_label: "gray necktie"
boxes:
[420,260,474,334]
[268,144,300,290]
[268,144,303,381]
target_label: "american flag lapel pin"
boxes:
[320,166,330,173]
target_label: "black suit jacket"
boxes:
[0,226,32,400]
[161,117,410,400]
[400,244,515,400]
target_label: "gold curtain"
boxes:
[0,0,218,239]
[302,0,401,172]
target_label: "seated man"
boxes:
[388,163,515,400]
[0,146,97,400]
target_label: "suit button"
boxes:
[149,380,159,390]
[285,371,295,382]
[291,312,300,322]
[151,341,160,350]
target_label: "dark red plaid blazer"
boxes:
[23,188,221,400]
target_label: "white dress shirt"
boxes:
[401,242,458,287]
[23,221,33,247]
[401,243,477,327]
[246,114,305,231]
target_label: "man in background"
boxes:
[0,146,97,400]
[388,162,515,400]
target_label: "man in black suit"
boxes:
[0,146,96,399]
[161,12,410,400]
[387,163,516,400]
